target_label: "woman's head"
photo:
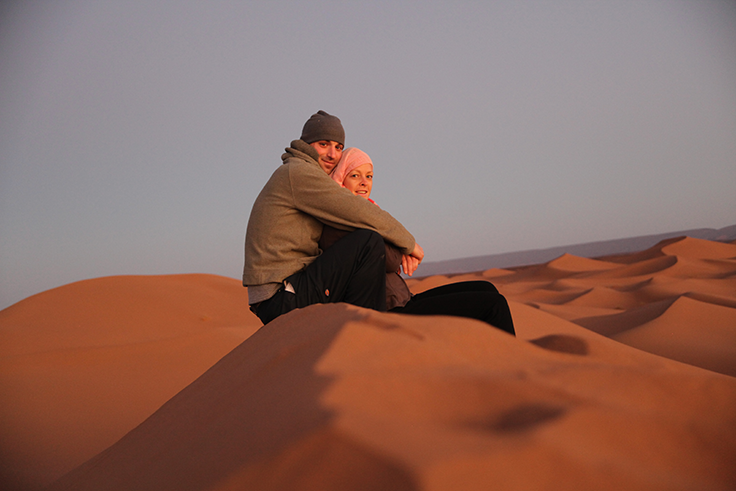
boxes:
[331,147,373,199]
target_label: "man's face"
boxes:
[309,140,344,174]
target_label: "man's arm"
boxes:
[402,242,424,276]
[291,161,416,254]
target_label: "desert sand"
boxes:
[1,236,735,490]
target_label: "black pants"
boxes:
[390,280,515,336]
[254,229,387,325]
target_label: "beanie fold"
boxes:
[300,110,345,146]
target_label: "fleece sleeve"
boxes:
[289,161,416,255]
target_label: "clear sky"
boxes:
[1,0,735,310]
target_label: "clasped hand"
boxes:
[401,242,424,277]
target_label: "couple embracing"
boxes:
[243,110,514,335]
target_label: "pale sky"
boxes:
[1,0,735,309]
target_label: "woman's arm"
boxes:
[385,243,403,273]
[318,225,346,251]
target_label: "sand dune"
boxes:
[659,236,736,259]
[586,254,678,279]
[1,236,735,490]
[612,296,736,376]
[545,253,620,272]
[564,286,641,310]
[492,237,736,376]
[0,275,260,490]
[44,304,736,491]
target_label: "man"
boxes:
[243,110,424,325]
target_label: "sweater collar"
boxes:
[282,139,320,165]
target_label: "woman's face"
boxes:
[342,163,373,199]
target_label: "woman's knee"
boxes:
[469,281,500,294]
[443,280,500,295]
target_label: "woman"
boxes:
[321,148,515,336]
[320,148,412,310]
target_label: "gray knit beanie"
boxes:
[300,110,345,146]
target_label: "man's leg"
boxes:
[256,229,386,325]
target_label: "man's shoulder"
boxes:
[282,140,319,165]
[272,146,317,175]
[282,154,329,180]
[263,153,332,198]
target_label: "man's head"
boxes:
[301,110,345,174]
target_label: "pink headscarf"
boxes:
[330,147,373,186]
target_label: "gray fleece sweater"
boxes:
[243,140,415,304]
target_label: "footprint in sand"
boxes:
[528,334,589,355]
[491,404,567,433]
[463,403,568,434]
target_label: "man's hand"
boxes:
[401,243,424,276]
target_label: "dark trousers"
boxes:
[254,229,387,325]
[390,280,515,336]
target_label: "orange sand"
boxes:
[1,237,734,490]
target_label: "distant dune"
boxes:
[1,237,735,490]
[418,224,736,276]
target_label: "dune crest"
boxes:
[545,253,619,272]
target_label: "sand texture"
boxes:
[1,237,735,490]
